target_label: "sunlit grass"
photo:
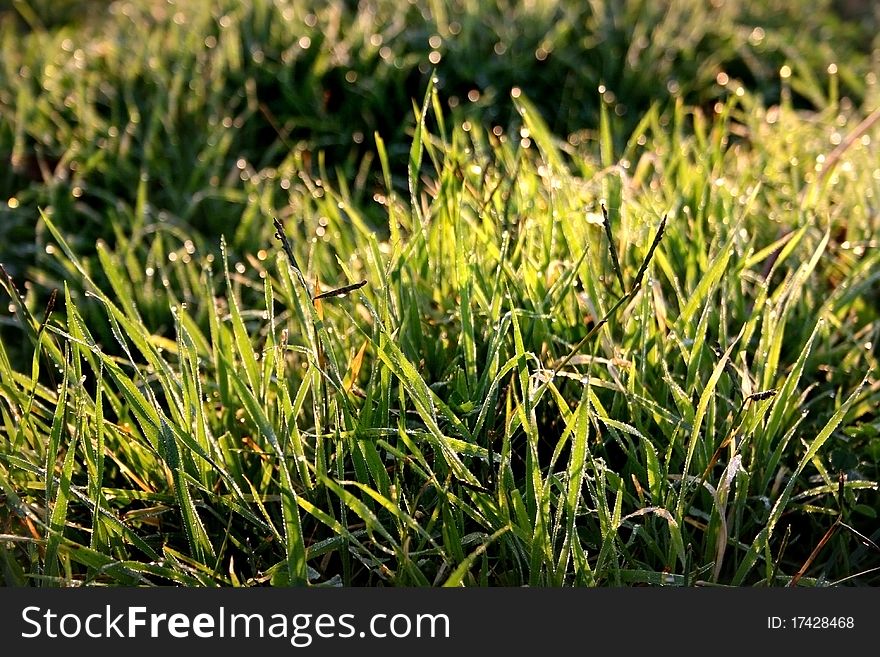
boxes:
[0,0,878,587]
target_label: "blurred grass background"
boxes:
[1,0,877,273]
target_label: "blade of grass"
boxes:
[732,373,869,584]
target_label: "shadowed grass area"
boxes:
[0,0,878,586]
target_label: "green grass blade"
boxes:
[732,374,869,585]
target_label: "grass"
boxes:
[0,0,879,587]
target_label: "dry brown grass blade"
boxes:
[799,105,880,209]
